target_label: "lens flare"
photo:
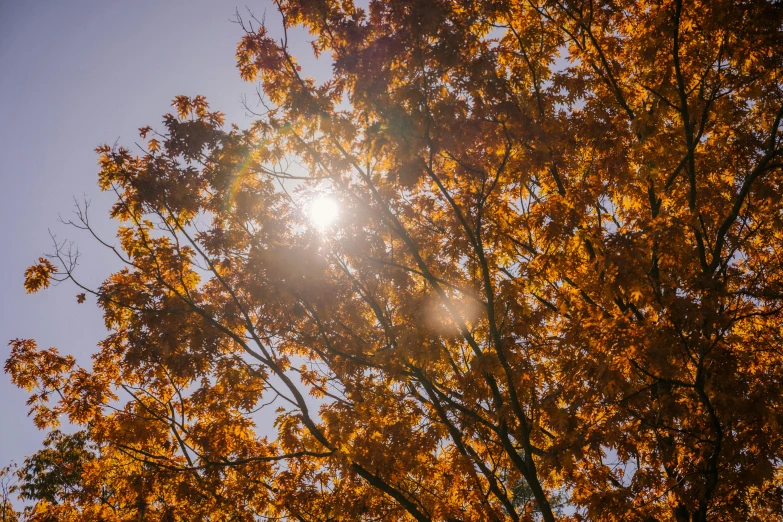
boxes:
[308,196,339,230]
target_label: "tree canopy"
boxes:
[6,0,783,520]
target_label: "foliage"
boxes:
[0,465,19,522]
[6,0,783,520]
[16,431,95,507]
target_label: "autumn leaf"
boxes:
[23,258,57,294]
[7,1,783,521]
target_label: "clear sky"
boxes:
[0,0,325,469]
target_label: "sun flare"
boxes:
[308,196,339,230]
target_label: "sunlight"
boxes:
[308,195,339,230]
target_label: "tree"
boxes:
[6,0,783,520]
[0,465,20,522]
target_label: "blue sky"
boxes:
[0,0,325,468]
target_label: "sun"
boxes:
[308,195,339,230]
